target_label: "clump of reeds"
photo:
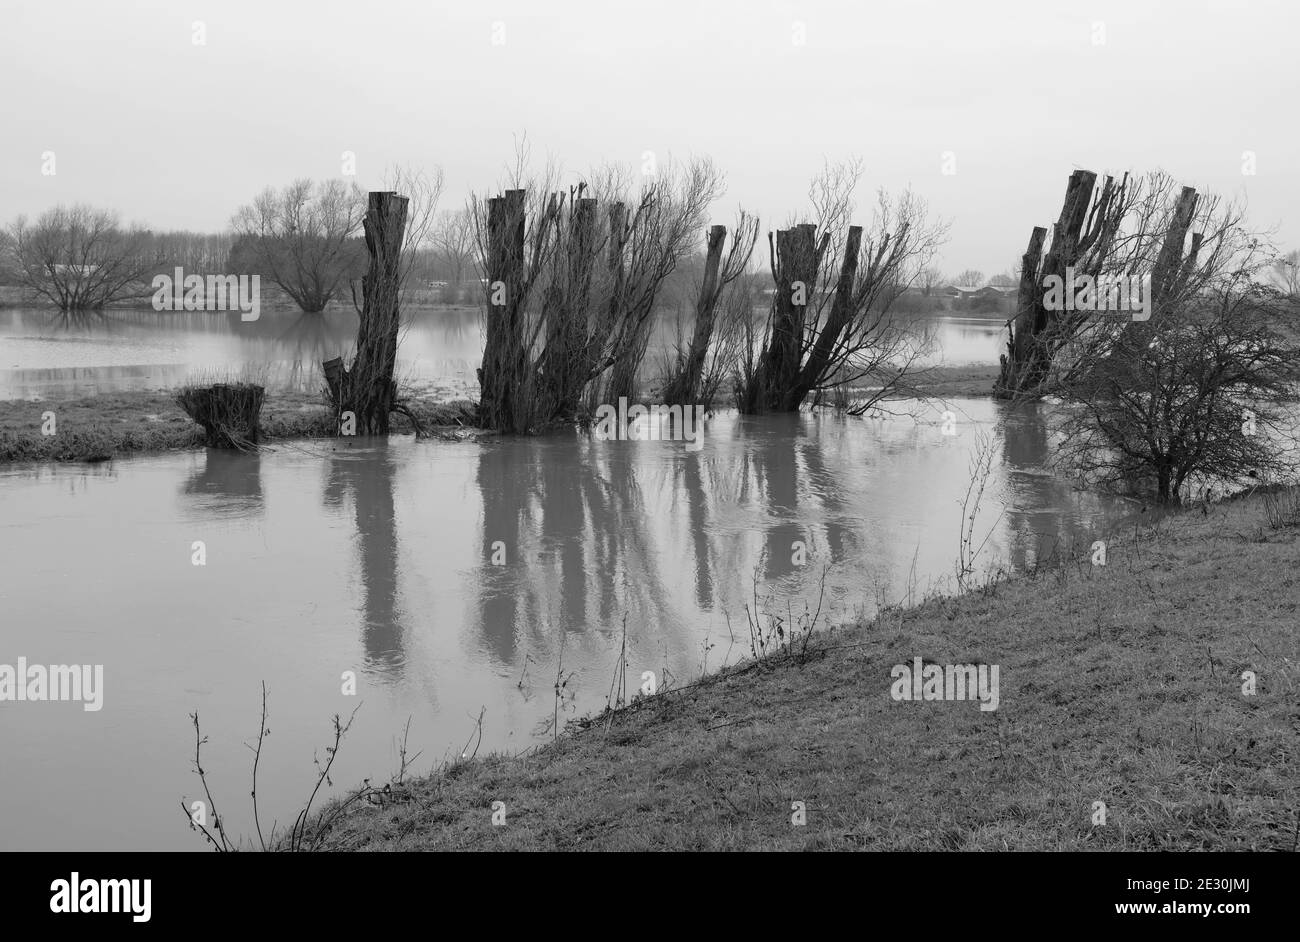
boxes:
[176,381,265,450]
[1262,485,1300,529]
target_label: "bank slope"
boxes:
[306,492,1299,851]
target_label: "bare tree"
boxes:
[659,209,760,406]
[232,179,366,313]
[1269,249,1300,298]
[597,157,725,406]
[1051,285,1300,504]
[953,269,984,287]
[987,271,1017,288]
[918,266,945,297]
[473,153,724,433]
[736,159,947,414]
[371,164,444,308]
[996,169,1260,398]
[8,205,153,310]
[433,208,476,302]
[323,191,414,436]
[140,230,234,274]
[0,228,16,282]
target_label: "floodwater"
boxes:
[0,306,1005,400]
[0,307,1113,851]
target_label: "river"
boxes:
[0,307,1122,849]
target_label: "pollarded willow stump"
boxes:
[323,191,409,436]
[176,382,265,449]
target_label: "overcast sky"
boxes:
[2,0,1296,275]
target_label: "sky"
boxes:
[1,0,1296,276]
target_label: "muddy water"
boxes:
[0,399,1119,849]
[0,307,1005,400]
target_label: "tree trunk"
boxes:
[662,224,726,405]
[791,225,863,405]
[477,189,529,432]
[995,226,1049,396]
[1157,465,1173,504]
[757,224,823,412]
[539,197,598,419]
[323,191,408,435]
[1151,186,1199,302]
[994,171,1097,398]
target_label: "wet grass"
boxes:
[899,364,1000,398]
[0,390,479,463]
[299,490,1300,851]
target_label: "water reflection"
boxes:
[677,445,714,610]
[473,434,715,668]
[2,307,1003,401]
[1,401,1134,850]
[181,449,264,517]
[324,445,406,677]
[0,306,482,399]
[999,400,1108,569]
[43,308,115,331]
[277,313,340,392]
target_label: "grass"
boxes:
[1,364,997,464]
[293,490,1299,851]
[0,389,479,463]
[898,364,1000,398]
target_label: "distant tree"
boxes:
[1270,249,1300,298]
[954,269,984,287]
[227,236,270,276]
[432,208,475,303]
[0,228,17,283]
[140,230,234,275]
[231,179,366,313]
[987,271,1016,288]
[8,205,153,310]
[918,266,945,296]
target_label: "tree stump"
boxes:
[176,382,265,449]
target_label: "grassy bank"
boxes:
[0,367,997,464]
[298,490,1299,851]
[0,390,479,463]
[902,363,999,398]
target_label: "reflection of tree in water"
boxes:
[435,308,476,346]
[475,441,542,665]
[999,401,1095,570]
[323,446,406,678]
[181,449,264,516]
[278,314,343,393]
[677,449,715,610]
[729,413,852,585]
[741,414,802,583]
[797,415,852,565]
[577,440,676,636]
[44,308,114,333]
[472,434,685,671]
